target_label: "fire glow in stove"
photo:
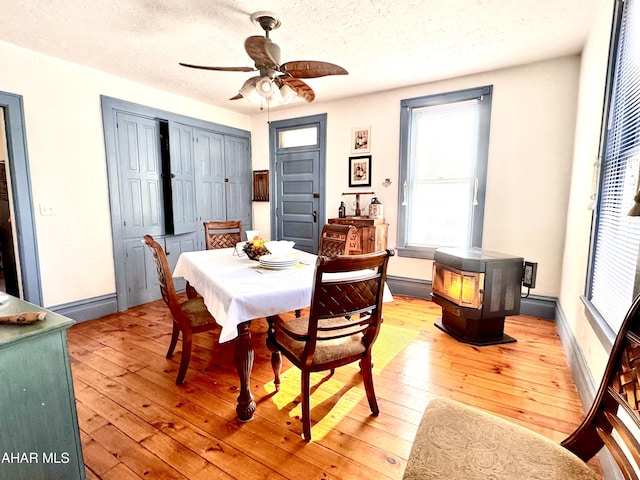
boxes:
[432,247,529,346]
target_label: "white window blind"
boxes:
[591,0,640,330]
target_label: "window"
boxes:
[397,86,493,259]
[587,0,640,333]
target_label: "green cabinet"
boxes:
[0,296,85,480]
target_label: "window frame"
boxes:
[584,0,636,345]
[396,85,493,259]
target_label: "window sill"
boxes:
[580,295,616,352]
[396,246,436,260]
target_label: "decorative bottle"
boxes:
[369,197,383,219]
[338,201,346,218]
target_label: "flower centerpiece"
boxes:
[242,237,270,261]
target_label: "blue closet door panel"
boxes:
[169,122,198,235]
[124,237,160,306]
[224,135,252,230]
[196,129,226,226]
[116,112,164,239]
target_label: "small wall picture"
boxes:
[252,170,269,201]
[351,126,371,154]
[349,155,372,187]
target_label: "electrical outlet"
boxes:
[39,203,56,216]
[523,261,537,288]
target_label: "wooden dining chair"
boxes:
[204,221,242,250]
[266,249,394,441]
[142,235,219,385]
[318,223,358,256]
[403,293,640,480]
[292,223,359,319]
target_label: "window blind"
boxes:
[591,0,640,330]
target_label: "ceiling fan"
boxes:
[179,11,348,106]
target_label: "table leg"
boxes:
[234,321,256,421]
[266,316,282,391]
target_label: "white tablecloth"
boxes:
[173,248,394,343]
[173,248,321,342]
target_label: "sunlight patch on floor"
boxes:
[372,323,419,374]
[262,322,420,440]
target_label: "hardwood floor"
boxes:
[67,295,602,479]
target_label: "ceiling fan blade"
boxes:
[179,62,254,72]
[244,36,281,66]
[280,77,315,102]
[281,61,348,78]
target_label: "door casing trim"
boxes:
[0,91,41,305]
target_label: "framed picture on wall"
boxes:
[349,155,372,187]
[351,126,371,154]
[252,170,269,201]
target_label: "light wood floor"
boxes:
[67,295,601,479]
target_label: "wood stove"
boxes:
[432,247,524,346]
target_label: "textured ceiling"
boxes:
[0,0,604,115]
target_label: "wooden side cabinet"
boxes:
[0,296,86,480]
[328,217,389,254]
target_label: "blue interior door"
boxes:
[275,150,320,253]
[270,114,326,254]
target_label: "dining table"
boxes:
[173,246,393,422]
[173,246,320,421]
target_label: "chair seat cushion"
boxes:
[403,398,599,480]
[181,297,217,327]
[274,316,366,365]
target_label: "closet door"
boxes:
[168,121,198,235]
[124,236,159,307]
[196,129,226,229]
[116,112,164,239]
[225,135,252,230]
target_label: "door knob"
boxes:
[312,211,317,222]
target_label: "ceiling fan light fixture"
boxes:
[239,83,262,104]
[279,83,297,103]
[256,76,275,98]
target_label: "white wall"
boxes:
[0,40,251,307]
[559,0,615,381]
[251,56,581,298]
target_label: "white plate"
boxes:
[260,258,297,265]
[259,263,298,270]
[259,254,298,270]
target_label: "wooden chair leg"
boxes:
[271,351,282,391]
[166,323,180,358]
[176,331,192,385]
[302,370,312,441]
[360,355,379,415]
